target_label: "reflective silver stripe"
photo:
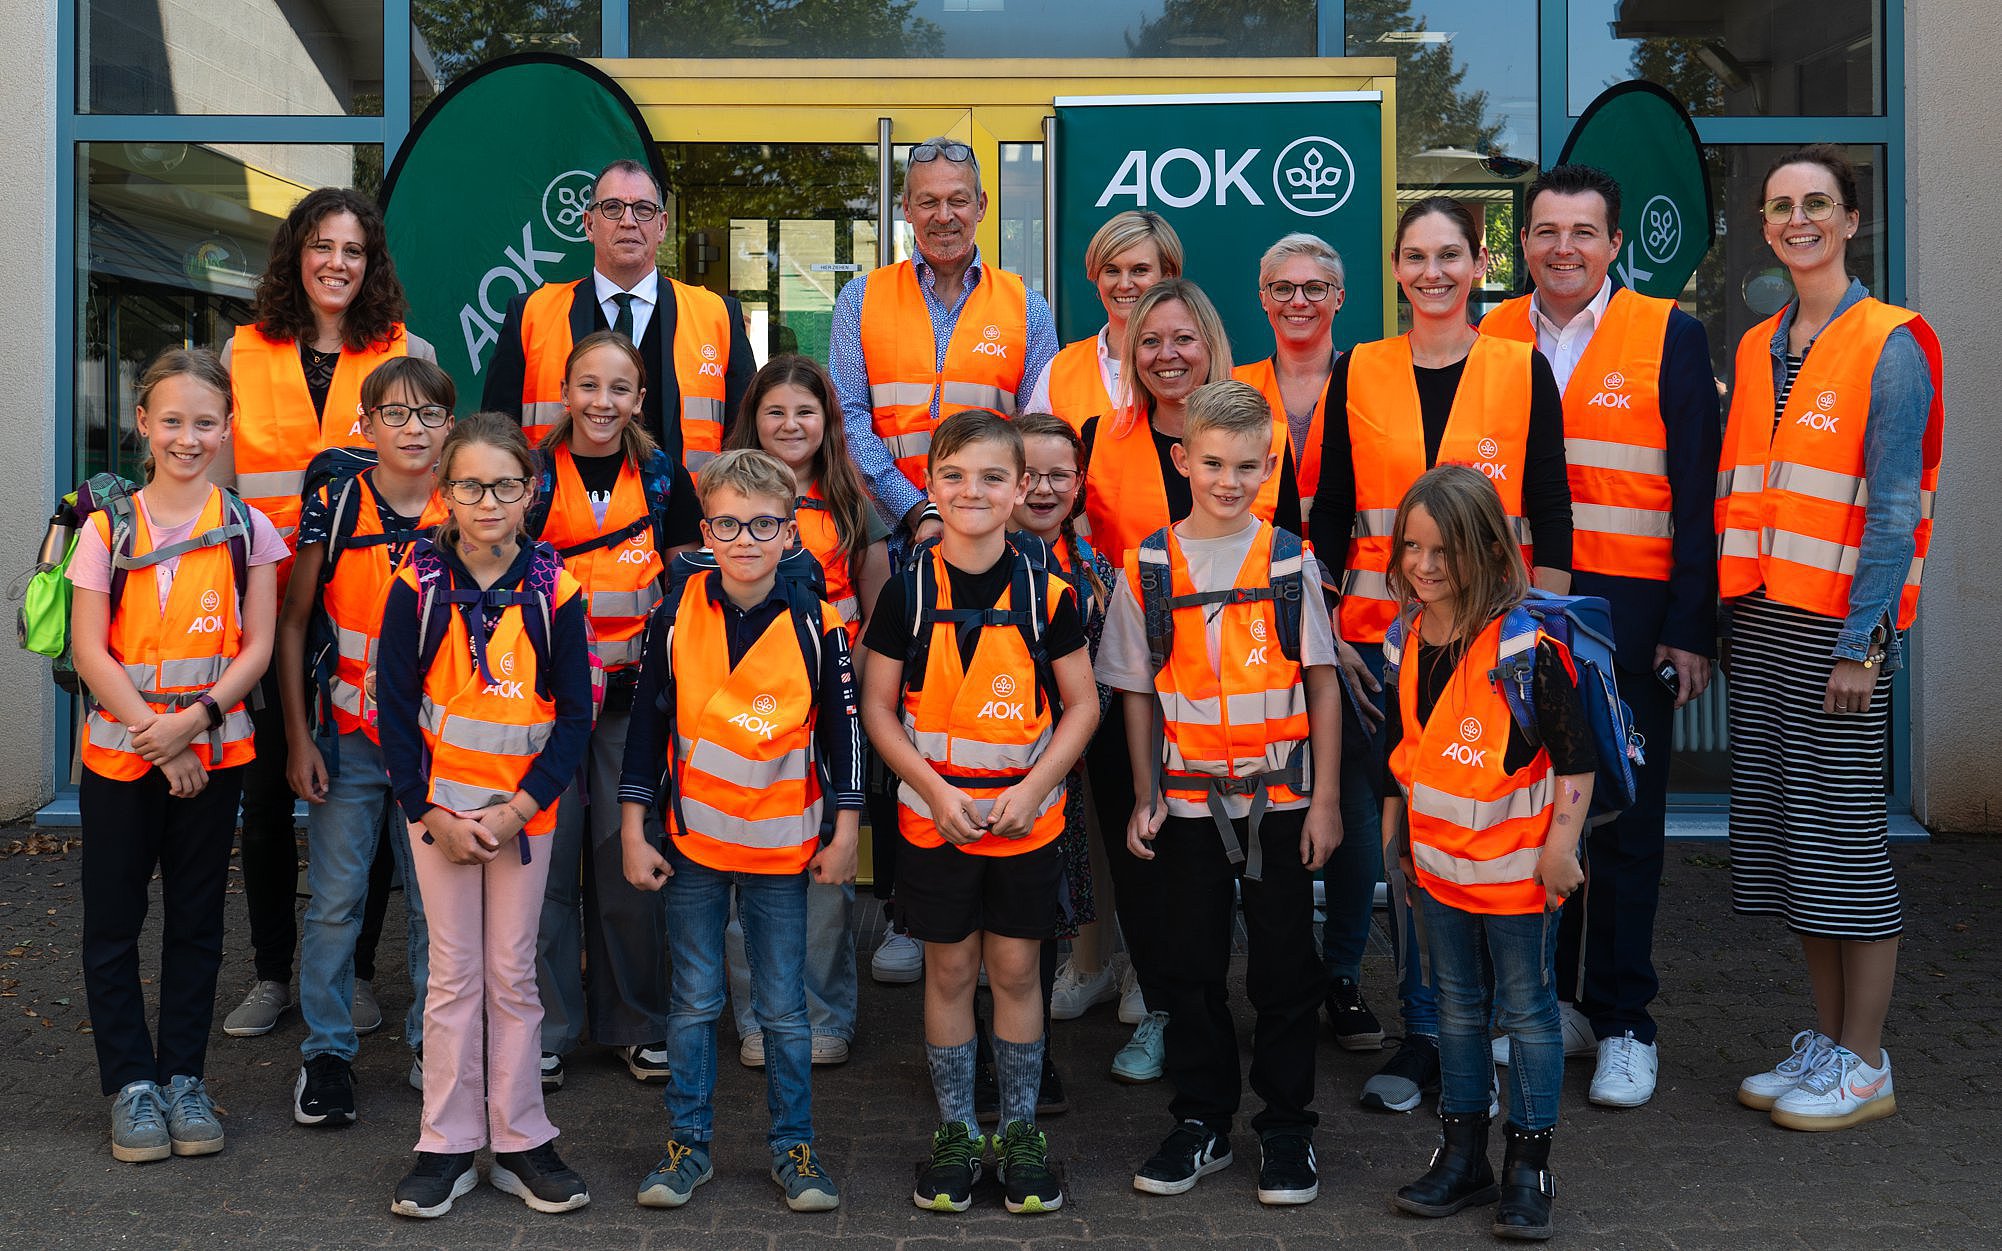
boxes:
[598,635,645,668]
[943,728,1050,774]
[591,587,661,619]
[1224,689,1303,727]
[1496,630,1538,663]
[1509,516,1533,545]
[1769,461,1866,507]
[1269,549,1304,580]
[1412,841,1543,889]
[870,382,936,410]
[883,430,933,462]
[1722,464,1766,496]
[523,400,565,430]
[331,679,364,716]
[1162,691,1222,727]
[237,470,305,501]
[898,778,1060,819]
[1161,744,1298,778]
[1342,568,1393,602]
[677,794,823,849]
[1352,508,1398,538]
[159,656,226,687]
[1571,503,1672,539]
[681,738,813,791]
[1719,528,1761,560]
[940,381,1015,415]
[1409,775,1554,835]
[910,725,951,759]
[1765,529,1860,577]
[430,776,516,814]
[336,625,371,663]
[88,707,251,753]
[436,713,553,758]
[832,594,860,624]
[1907,554,1926,585]
[683,396,725,426]
[122,661,159,690]
[1565,437,1668,476]
[685,448,717,472]
[418,699,443,736]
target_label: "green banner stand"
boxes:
[1557,82,1715,300]
[380,54,665,413]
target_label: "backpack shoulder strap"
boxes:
[523,457,556,542]
[319,474,366,584]
[642,447,676,552]
[518,543,564,698]
[1488,604,1544,744]
[1135,529,1175,676]
[1382,605,1417,687]
[411,542,454,678]
[786,576,826,707]
[902,538,940,681]
[1270,527,1306,664]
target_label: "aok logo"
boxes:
[979,673,1026,721]
[730,694,782,740]
[1272,137,1359,218]
[1441,717,1488,767]
[971,325,1009,359]
[1244,616,1270,666]
[1472,437,1508,482]
[542,169,597,244]
[698,342,724,378]
[190,587,225,633]
[1587,371,1633,409]
[615,542,653,565]
[201,589,222,614]
[1795,390,1841,433]
[483,650,524,698]
[753,693,779,716]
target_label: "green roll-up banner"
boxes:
[1557,82,1714,299]
[1054,93,1388,361]
[380,54,665,412]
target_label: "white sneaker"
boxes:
[1737,1029,1836,1111]
[1490,1003,1597,1066]
[1116,963,1148,1025]
[740,1031,766,1068]
[1771,1046,1896,1131]
[1588,1033,1659,1108]
[1049,957,1121,1020]
[870,932,924,985]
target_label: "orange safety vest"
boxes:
[1234,355,1332,508]
[897,547,1065,857]
[1044,335,1113,433]
[858,260,1028,489]
[1084,410,1289,573]
[317,474,447,739]
[1342,335,1535,642]
[1387,612,1559,916]
[1717,299,1944,630]
[81,487,257,781]
[1483,289,1676,580]
[666,570,835,874]
[402,562,581,835]
[515,277,733,467]
[230,323,406,542]
[538,444,663,671]
[795,486,861,645]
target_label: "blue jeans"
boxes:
[1416,888,1562,1131]
[662,839,813,1152]
[300,732,428,1060]
[728,879,857,1043]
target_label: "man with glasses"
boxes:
[484,158,755,471]
[1479,163,1721,1109]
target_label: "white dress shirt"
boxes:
[593,268,659,344]
[1530,275,1614,393]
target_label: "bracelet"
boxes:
[1861,649,1886,669]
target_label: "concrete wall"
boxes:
[0,4,59,818]
[1906,0,2002,832]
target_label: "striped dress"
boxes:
[1725,351,1901,941]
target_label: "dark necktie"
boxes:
[611,291,636,341]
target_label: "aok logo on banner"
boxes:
[1092,137,1360,218]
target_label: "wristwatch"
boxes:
[195,693,225,730]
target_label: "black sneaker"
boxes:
[913,1121,984,1213]
[540,1052,564,1092]
[293,1054,356,1126]
[491,1141,591,1213]
[1133,1120,1232,1196]
[1325,977,1385,1052]
[391,1151,478,1218]
[1256,1132,1319,1205]
[1360,1036,1440,1113]
[996,1120,1063,1213]
[623,1042,672,1083]
[1037,1050,1070,1117]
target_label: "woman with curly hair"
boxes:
[217,186,436,1047]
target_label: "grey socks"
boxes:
[992,1033,1045,1131]
[925,1037,979,1136]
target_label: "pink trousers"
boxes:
[407,823,559,1154]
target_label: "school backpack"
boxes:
[16,473,252,695]
[900,534,1063,720]
[524,445,677,561]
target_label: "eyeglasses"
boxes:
[703,514,788,543]
[443,476,531,506]
[1761,194,1845,224]
[1025,470,1079,493]
[1263,280,1338,304]
[590,198,661,224]
[369,403,451,428]
[910,141,974,165]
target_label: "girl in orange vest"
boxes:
[277,356,454,1127]
[376,415,594,1218]
[530,332,701,1089]
[1380,466,1596,1242]
[1024,210,1184,431]
[1234,232,1347,519]
[1717,145,1943,1132]
[720,355,890,1066]
[70,348,285,1163]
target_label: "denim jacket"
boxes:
[1767,278,1936,673]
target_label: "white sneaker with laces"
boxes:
[740,1031,766,1068]
[1770,1046,1895,1131]
[1737,1029,1836,1111]
[1490,1003,1597,1066]
[871,932,924,985]
[223,979,291,1038]
[1111,1011,1169,1083]
[1588,1032,1659,1107]
[1049,957,1121,1020]
[1117,963,1148,1026]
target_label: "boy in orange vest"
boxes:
[858,410,1100,1216]
[1096,380,1342,1206]
[617,449,862,1213]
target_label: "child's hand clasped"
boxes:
[1125,796,1168,860]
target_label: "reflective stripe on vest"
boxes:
[320,474,446,738]
[859,260,1029,491]
[1483,289,1675,578]
[1234,355,1330,514]
[1084,410,1289,572]
[796,491,861,645]
[1045,335,1113,433]
[540,444,663,672]
[1342,335,1534,642]
[1716,298,1943,630]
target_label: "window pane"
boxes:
[631,0,1316,58]
[997,143,1045,296]
[1348,0,1540,165]
[412,1,602,119]
[1569,0,1882,116]
[81,0,385,114]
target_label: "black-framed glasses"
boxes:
[590,198,661,224]
[369,403,451,428]
[703,514,788,543]
[1025,470,1079,493]
[443,476,531,506]
[1263,280,1337,304]
[1761,194,1844,224]
[910,141,973,165]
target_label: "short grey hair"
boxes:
[1258,232,1345,289]
[593,157,663,206]
[901,136,983,201]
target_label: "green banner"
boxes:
[380,54,665,412]
[1054,94,1387,361]
[1557,82,1714,300]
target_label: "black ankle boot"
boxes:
[1392,1110,1497,1217]
[1493,1123,1555,1241]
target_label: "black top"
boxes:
[862,550,1087,668]
[300,344,339,419]
[1079,410,1304,538]
[567,450,704,547]
[1383,636,1599,781]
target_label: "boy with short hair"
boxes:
[858,410,1100,1215]
[618,448,863,1214]
[1097,380,1342,1205]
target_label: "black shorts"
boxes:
[896,837,1064,944]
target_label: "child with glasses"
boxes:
[616,449,862,1213]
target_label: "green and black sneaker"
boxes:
[913,1121,984,1212]
[996,1120,1063,1214]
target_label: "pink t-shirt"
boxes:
[67,490,288,613]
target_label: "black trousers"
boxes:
[1152,807,1324,1137]
[81,764,244,1095]
[1086,698,1163,1000]
[1555,662,1673,1044]
[238,677,298,983]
